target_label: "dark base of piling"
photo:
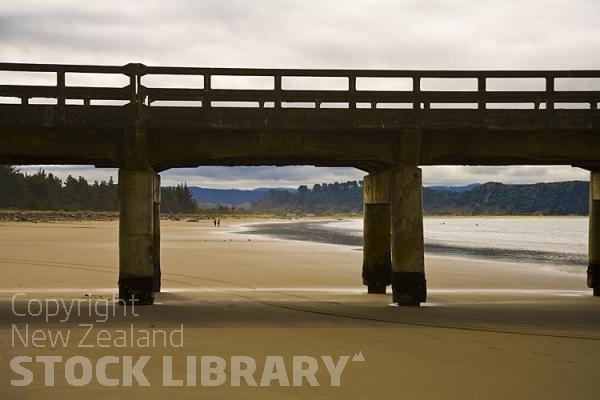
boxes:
[587,264,600,296]
[153,266,161,293]
[362,264,391,294]
[391,272,426,306]
[119,276,155,305]
[367,284,387,294]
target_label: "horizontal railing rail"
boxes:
[0,62,599,110]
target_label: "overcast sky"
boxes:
[3,0,598,188]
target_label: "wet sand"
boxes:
[0,220,599,399]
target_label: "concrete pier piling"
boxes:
[152,173,161,293]
[588,170,600,296]
[389,166,426,306]
[118,168,156,305]
[362,173,392,293]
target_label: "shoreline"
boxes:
[0,209,588,223]
[237,218,589,274]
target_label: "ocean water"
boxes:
[243,217,589,273]
[327,217,588,271]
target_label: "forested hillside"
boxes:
[251,180,589,215]
[0,166,197,213]
[251,181,362,214]
[423,181,588,215]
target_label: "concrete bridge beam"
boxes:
[389,166,426,306]
[362,173,392,294]
[588,170,600,296]
[118,168,156,305]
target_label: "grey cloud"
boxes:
[2,0,599,69]
[422,166,588,186]
[509,167,550,177]
[160,166,364,188]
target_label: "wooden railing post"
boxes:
[413,74,421,110]
[136,74,145,105]
[123,63,146,106]
[478,76,486,110]
[57,69,66,107]
[274,74,282,109]
[203,73,211,109]
[546,76,555,110]
[129,73,137,105]
[349,75,357,109]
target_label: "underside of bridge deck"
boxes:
[1,105,600,170]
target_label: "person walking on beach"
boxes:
[213,218,217,227]
[217,218,221,228]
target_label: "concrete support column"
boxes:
[389,166,426,306]
[119,168,155,305]
[362,173,392,293]
[152,173,161,293]
[588,170,600,296]
[363,203,391,293]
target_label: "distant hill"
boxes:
[423,181,588,215]
[251,181,589,215]
[426,183,480,192]
[189,187,293,208]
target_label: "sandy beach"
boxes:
[1,219,599,399]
